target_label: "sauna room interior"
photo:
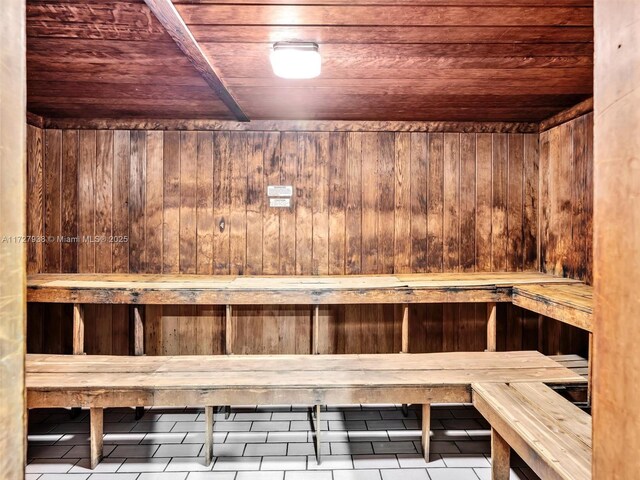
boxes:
[1,0,639,479]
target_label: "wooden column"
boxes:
[312,305,320,355]
[593,2,640,478]
[421,403,430,462]
[0,0,27,476]
[401,304,409,353]
[131,306,144,356]
[490,427,510,480]
[90,407,104,469]
[72,304,85,355]
[224,305,233,418]
[486,302,497,352]
[225,305,233,355]
[204,406,214,465]
[314,404,322,464]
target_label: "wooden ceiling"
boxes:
[27,0,593,122]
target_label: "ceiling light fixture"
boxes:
[270,42,321,79]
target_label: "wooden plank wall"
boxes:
[1,0,27,474]
[28,127,549,355]
[539,112,593,355]
[593,1,640,476]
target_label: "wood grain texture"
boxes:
[539,112,593,284]
[142,0,249,121]
[593,2,640,478]
[27,0,591,122]
[27,126,557,355]
[0,0,26,475]
[473,382,591,480]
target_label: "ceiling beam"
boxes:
[539,97,593,132]
[39,117,539,134]
[143,0,249,122]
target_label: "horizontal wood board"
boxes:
[27,0,593,121]
[27,351,584,407]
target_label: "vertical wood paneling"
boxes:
[410,133,427,273]
[328,132,346,275]
[394,133,411,274]
[196,131,214,275]
[507,134,524,271]
[427,133,444,272]
[179,131,197,274]
[523,134,539,271]
[377,132,395,274]
[361,133,378,274]
[61,130,78,273]
[492,134,508,271]
[28,125,582,357]
[313,133,329,275]
[296,134,314,275]
[279,132,296,275]
[229,132,247,275]
[44,129,62,273]
[163,132,180,274]
[443,133,460,272]
[262,132,280,274]
[459,133,476,272]
[476,133,493,272]
[27,125,44,274]
[246,132,264,275]
[129,131,145,273]
[78,130,96,274]
[145,131,163,274]
[345,132,362,274]
[113,131,130,273]
[213,132,231,274]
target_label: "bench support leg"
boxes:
[90,407,104,470]
[205,406,214,466]
[314,404,322,464]
[491,427,510,480]
[131,305,144,356]
[73,303,85,355]
[421,403,430,462]
[225,305,233,355]
[401,304,410,416]
[588,332,593,406]
[312,305,320,355]
[486,302,497,352]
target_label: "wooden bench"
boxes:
[27,351,583,469]
[472,382,591,480]
[512,283,593,332]
[512,283,594,402]
[27,272,580,356]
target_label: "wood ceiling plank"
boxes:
[175,0,591,5]
[142,0,249,121]
[188,25,594,44]
[176,5,593,27]
[25,0,594,122]
[205,42,593,58]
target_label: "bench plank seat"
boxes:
[27,272,579,305]
[27,352,584,469]
[473,382,591,480]
[27,352,584,408]
[512,283,593,331]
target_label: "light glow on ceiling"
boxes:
[270,42,321,79]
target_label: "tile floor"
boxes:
[27,404,540,480]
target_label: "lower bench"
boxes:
[473,382,591,480]
[26,352,584,469]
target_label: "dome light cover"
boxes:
[270,42,321,79]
